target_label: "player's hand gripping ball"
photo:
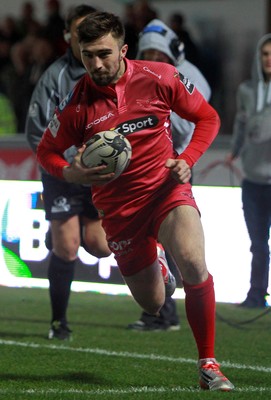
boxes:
[81,131,132,180]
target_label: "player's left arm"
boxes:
[166,98,220,184]
[176,97,220,167]
[169,70,220,162]
[165,71,220,183]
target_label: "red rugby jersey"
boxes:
[37,58,220,218]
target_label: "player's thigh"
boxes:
[158,205,207,284]
[82,216,111,258]
[123,260,165,315]
[51,216,81,260]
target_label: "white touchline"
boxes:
[0,386,271,396]
[0,339,271,374]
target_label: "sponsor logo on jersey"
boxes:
[58,90,74,112]
[48,114,60,137]
[178,72,194,94]
[114,115,159,135]
[86,112,115,129]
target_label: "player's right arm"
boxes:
[62,145,115,186]
[38,134,114,186]
[36,103,115,186]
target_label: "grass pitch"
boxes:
[0,286,270,399]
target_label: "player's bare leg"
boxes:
[82,216,111,258]
[123,260,165,315]
[51,216,81,260]
[158,205,207,285]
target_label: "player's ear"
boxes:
[120,44,128,60]
[63,30,71,44]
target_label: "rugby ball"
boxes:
[81,130,132,179]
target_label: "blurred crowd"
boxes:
[0,0,67,133]
[0,0,206,134]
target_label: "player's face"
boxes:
[80,33,128,86]
[142,49,172,64]
[261,41,271,81]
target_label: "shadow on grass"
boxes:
[0,316,126,330]
[0,371,108,385]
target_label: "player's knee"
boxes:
[144,301,164,316]
[180,258,208,284]
[139,292,165,315]
[54,241,80,261]
[93,248,111,258]
[90,246,111,258]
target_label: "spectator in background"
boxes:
[226,34,271,308]
[169,12,202,69]
[122,3,139,59]
[0,15,21,45]
[5,37,33,132]
[127,18,211,331]
[168,12,220,97]
[16,1,42,38]
[8,33,56,132]
[43,0,67,56]
[132,0,158,32]
[0,15,22,87]
[0,11,41,105]
[134,0,157,21]
[25,4,111,340]
[28,34,56,85]
[123,0,159,59]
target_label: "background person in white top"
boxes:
[226,34,271,308]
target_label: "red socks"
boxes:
[183,273,216,360]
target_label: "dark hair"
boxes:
[65,4,97,31]
[77,11,125,47]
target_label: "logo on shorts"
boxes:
[108,239,133,256]
[51,196,71,213]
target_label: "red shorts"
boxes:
[103,182,198,276]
